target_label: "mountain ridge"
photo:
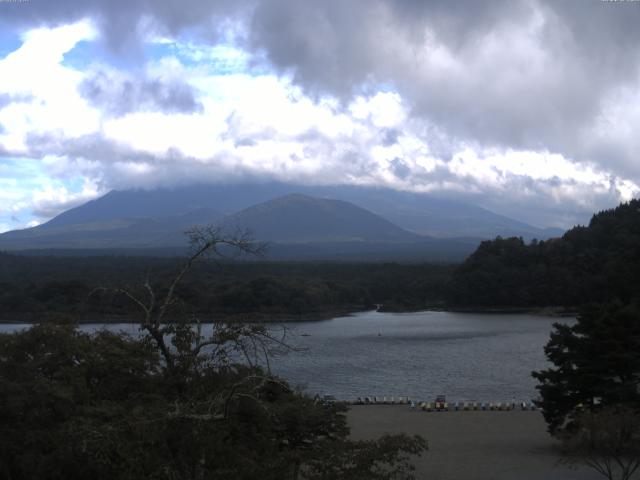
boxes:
[0,183,564,260]
[29,182,562,239]
[218,193,421,244]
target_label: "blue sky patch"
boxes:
[61,39,100,69]
[0,25,21,59]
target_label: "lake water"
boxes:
[0,310,569,403]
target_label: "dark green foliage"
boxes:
[0,256,454,320]
[532,302,640,435]
[0,323,426,480]
[0,324,160,479]
[448,199,640,307]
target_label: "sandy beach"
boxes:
[348,405,603,480]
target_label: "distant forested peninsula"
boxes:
[448,199,640,308]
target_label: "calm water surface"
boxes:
[0,310,570,402]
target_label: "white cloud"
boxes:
[0,20,101,154]
[0,18,638,232]
[30,180,101,218]
[0,155,103,232]
[350,92,405,128]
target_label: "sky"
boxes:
[0,0,639,232]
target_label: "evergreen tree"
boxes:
[533,302,640,434]
[448,199,640,308]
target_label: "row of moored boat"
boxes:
[349,397,538,411]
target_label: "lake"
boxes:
[0,310,569,403]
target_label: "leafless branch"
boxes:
[93,226,289,379]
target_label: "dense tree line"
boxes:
[0,255,454,320]
[448,199,640,308]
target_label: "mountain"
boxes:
[0,208,221,249]
[286,185,564,240]
[0,183,563,259]
[22,182,562,238]
[219,194,420,243]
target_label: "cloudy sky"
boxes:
[0,0,639,232]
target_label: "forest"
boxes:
[447,199,640,308]
[0,254,454,322]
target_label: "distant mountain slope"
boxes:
[0,183,563,260]
[219,194,420,243]
[295,185,564,240]
[0,208,221,249]
[0,193,423,250]
[30,183,562,240]
[0,191,482,260]
[41,188,224,229]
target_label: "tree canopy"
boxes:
[448,199,640,308]
[532,302,640,435]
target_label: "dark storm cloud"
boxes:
[246,0,640,184]
[248,1,635,159]
[247,0,532,96]
[4,0,640,169]
[79,69,203,116]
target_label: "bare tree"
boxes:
[561,406,640,480]
[96,226,293,375]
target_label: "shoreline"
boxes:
[0,306,368,325]
[0,304,577,325]
[347,405,599,480]
[380,304,577,317]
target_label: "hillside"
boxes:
[299,185,564,240]
[4,183,561,241]
[0,182,566,260]
[0,208,221,249]
[0,186,491,260]
[219,194,420,243]
[447,199,640,307]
